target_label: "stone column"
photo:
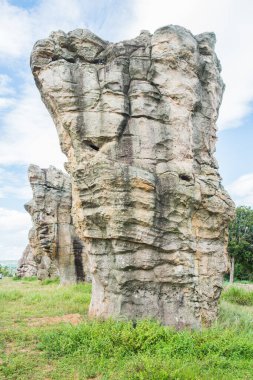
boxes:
[31,26,234,327]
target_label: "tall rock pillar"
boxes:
[31,26,234,327]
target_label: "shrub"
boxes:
[41,277,60,285]
[12,276,37,282]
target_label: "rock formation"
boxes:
[31,25,234,327]
[16,244,38,278]
[18,164,89,283]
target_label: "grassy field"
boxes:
[0,278,253,380]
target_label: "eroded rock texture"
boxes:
[31,26,234,327]
[16,244,38,278]
[22,164,89,283]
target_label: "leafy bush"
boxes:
[0,264,13,277]
[12,276,22,281]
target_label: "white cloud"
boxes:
[0,0,92,61]
[0,74,16,109]
[0,97,15,109]
[0,185,31,199]
[227,173,253,207]
[0,0,132,170]
[0,207,31,260]
[0,74,15,95]
[0,81,66,168]
[0,0,31,59]
[0,167,31,199]
[0,207,30,231]
[1,0,253,131]
[130,0,253,130]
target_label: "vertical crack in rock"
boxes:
[17,164,90,284]
[31,26,235,327]
[73,237,85,282]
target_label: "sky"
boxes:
[0,0,253,260]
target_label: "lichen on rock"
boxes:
[31,25,235,327]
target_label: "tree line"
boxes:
[0,265,14,277]
[228,206,253,282]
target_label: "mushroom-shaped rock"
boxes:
[31,25,234,327]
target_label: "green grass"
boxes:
[41,277,60,285]
[12,276,38,282]
[222,286,253,306]
[0,289,23,301]
[0,278,253,380]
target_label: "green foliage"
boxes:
[218,301,253,330]
[41,277,60,285]
[12,276,38,282]
[0,264,13,277]
[228,206,253,280]
[222,287,253,306]
[38,320,170,358]
[36,318,253,379]
[12,275,22,281]
[38,320,253,361]
[0,289,23,301]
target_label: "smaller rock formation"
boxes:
[16,244,37,278]
[17,164,90,283]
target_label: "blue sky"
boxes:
[0,0,253,260]
[217,115,253,184]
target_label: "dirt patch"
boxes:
[27,313,83,327]
[4,342,15,356]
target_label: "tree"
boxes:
[228,206,253,282]
[0,265,13,277]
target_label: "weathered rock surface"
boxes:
[31,25,235,327]
[20,164,89,283]
[16,244,38,278]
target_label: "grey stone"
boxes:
[16,244,38,278]
[31,25,234,327]
[18,164,90,284]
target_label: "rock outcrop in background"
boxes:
[18,164,89,284]
[31,25,234,327]
[16,244,38,278]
